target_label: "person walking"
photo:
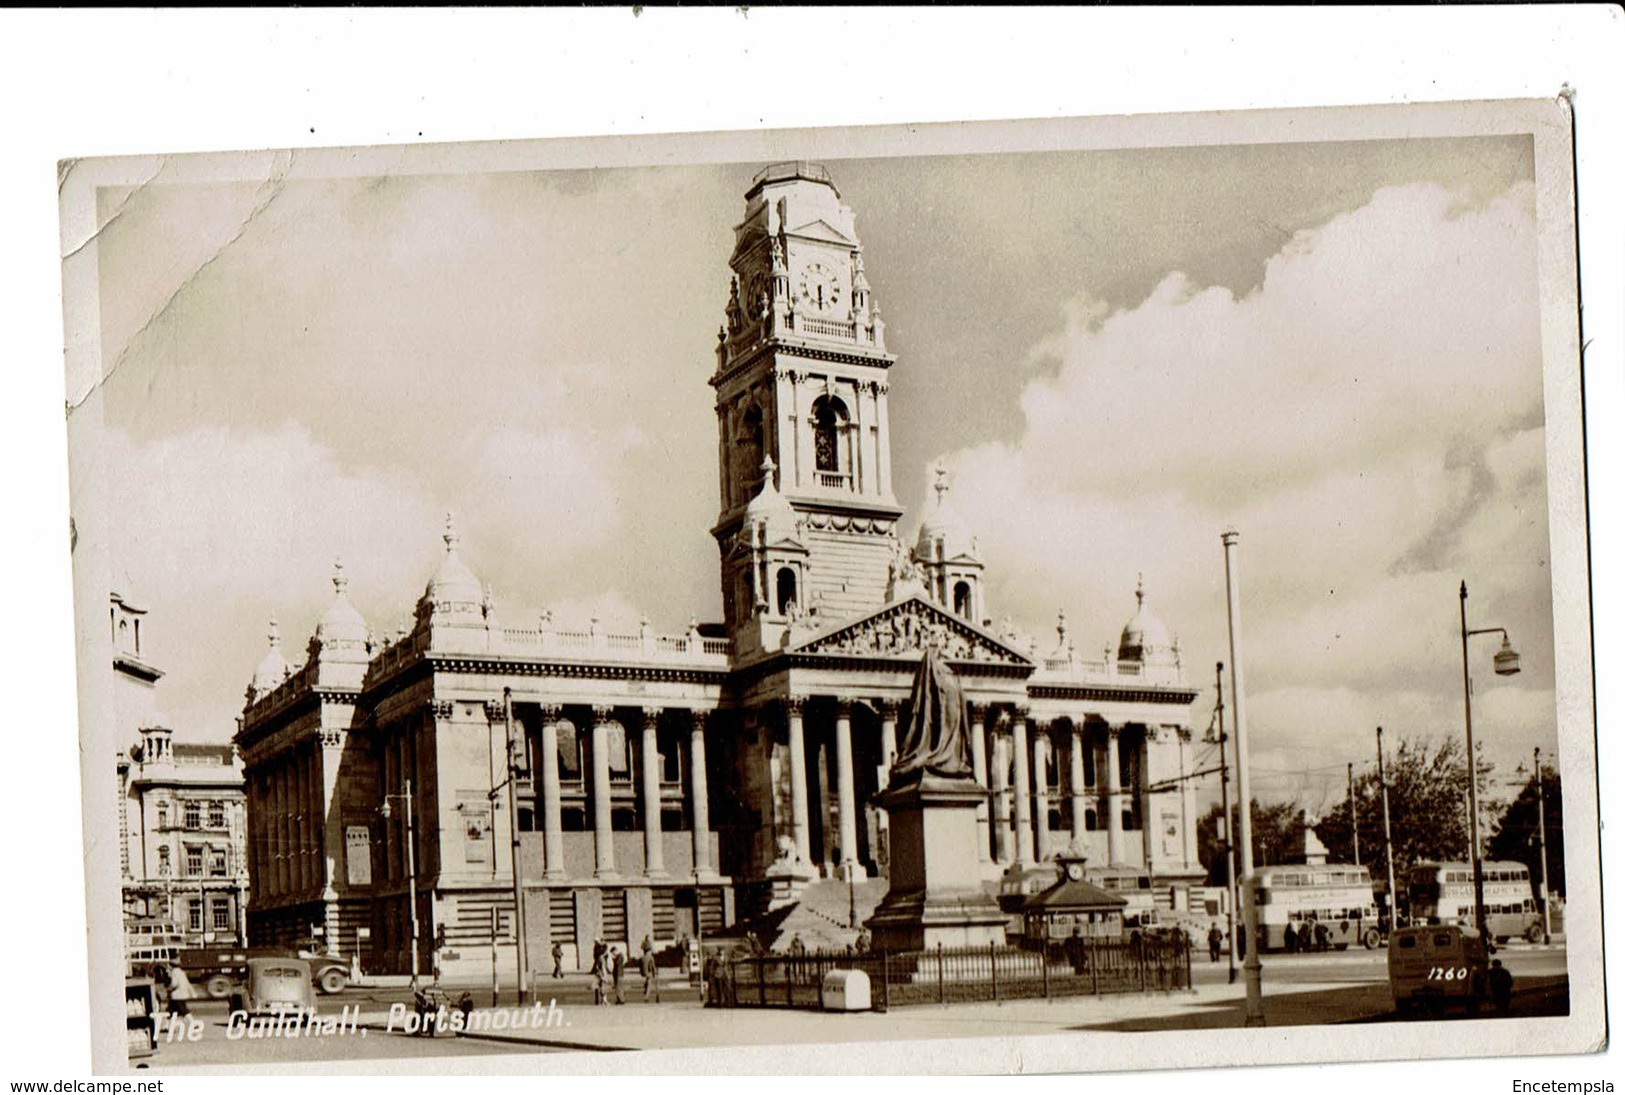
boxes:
[641,944,660,1002]
[590,945,606,1006]
[610,946,626,1005]
[551,940,564,979]
[164,964,197,1019]
[1283,922,1297,953]
[1207,922,1223,963]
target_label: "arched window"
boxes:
[810,396,848,478]
[953,580,972,617]
[556,722,582,782]
[775,568,798,616]
[1082,739,1097,787]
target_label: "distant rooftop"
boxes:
[747,161,838,200]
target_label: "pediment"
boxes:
[787,218,854,246]
[789,596,1032,666]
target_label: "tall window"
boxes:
[209,848,228,878]
[157,846,171,877]
[738,403,764,499]
[184,845,203,877]
[953,581,972,618]
[211,901,231,931]
[811,396,847,475]
[156,803,169,830]
[187,901,203,932]
[775,568,798,616]
[556,722,582,782]
[1082,738,1097,787]
[208,802,225,829]
[184,801,201,830]
[605,723,631,783]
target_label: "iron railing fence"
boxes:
[710,936,1192,1012]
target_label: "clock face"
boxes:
[796,260,843,315]
[1066,863,1084,882]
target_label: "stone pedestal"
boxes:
[764,846,817,911]
[866,772,1007,951]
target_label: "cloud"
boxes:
[939,179,1556,802]
[102,417,643,737]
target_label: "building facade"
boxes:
[115,586,249,947]
[236,162,1203,979]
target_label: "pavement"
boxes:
[135,943,1567,1068]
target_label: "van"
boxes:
[1388,923,1489,1015]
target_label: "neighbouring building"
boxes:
[235,162,1204,978]
[115,584,249,947]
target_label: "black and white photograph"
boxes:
[9,7,1619,1084]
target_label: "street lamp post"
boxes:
[380,779,420,990]
[1458,580,1521,941]
[1221,529,1264,1027]
[1535,746,1552,942]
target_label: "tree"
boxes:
[1313,735,1489,915]
[1487,763,1564,902]
[1197,798,1305,885]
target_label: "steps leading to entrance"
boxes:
[769,879,889,953]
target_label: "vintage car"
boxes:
[229,957,317,1016]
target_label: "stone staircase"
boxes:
[766,879,890,953]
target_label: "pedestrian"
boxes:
[641,934,653,959]
[551,940,564,979]
[1283,922,1297,953]
[1207,922,1223,963]
[1488,959,1514,1013]
[165,963,197,1018]
[590,947,606,1006]
[1315,921,1330,952]
[611,946,626,1005]
[641,944,660,1002]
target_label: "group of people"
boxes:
[1282,917,1335,953]
[587,936,661,1005]
[148,964,198,1019]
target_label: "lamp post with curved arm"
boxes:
[1459,581,1521,941]
[380,779,419,990]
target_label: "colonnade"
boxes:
[531,704,713,880]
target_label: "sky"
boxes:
[82,132,1557,813]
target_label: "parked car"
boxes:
[229,957,316,1016]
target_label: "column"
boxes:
[1069,724,1088,846]
[1012,708,1034,865]
[834,699,860,879]
[1105,724,1124,865]
[875,383,893,497]
[640,708,665,877]
[786,698,811,865]
[969,704,990,863]
[591,706,617,877]
[990,730,1011,865]
[688,710,713,876]
[540,706,566,879]
[878,700,898,776]
[1032,727,1052,862]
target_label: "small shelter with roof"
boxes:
[1021,854,1129,942]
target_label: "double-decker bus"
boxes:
[1088,867,1158,928]
[1250,864,1381,951]
[1405,861,1543,943]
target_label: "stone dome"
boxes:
[251,614,292,694]
[1118,575,1175,665]
[743,456,799,542]
[423,512,483,612]
[914,466,977,561]
[315,560,369,646]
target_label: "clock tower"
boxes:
[712,162,903,641]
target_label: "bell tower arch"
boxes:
[712,163,904,629]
